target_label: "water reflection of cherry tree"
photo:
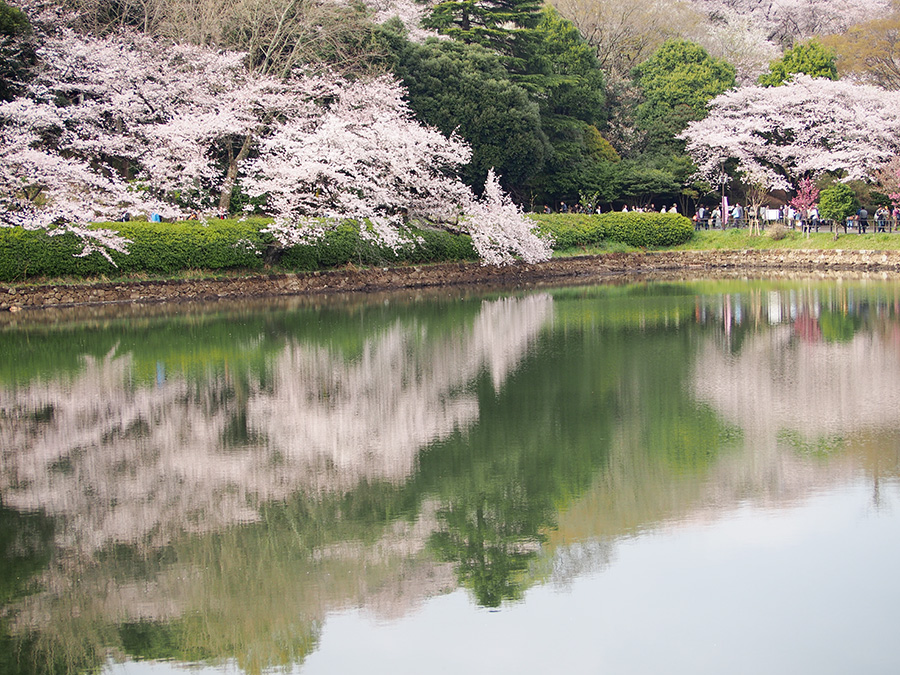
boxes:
[0,294,552,554]
[0,293,553,674]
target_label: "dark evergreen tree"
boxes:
[422,0,544,71]
[0,0,35,102]
[379,26,549,192]
[632,39,736,156]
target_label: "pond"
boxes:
[1,278,899,675]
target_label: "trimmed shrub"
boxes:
[0,228,112,280]
[597,212,694,247]
[105,220,271,273]
[273,223,478,271]
[529,214,604,249]
[530,212,694,249]
[0,220,271,281]
[0,212,690,282]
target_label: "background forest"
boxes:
[2,0,900,227]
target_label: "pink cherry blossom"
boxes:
[680,75,900,192]
[1,27,551,265]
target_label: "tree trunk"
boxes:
[218,133,254,214]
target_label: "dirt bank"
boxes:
[5,249,900,312]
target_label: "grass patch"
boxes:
[673,227,900,251]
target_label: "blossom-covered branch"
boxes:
[680,75,900,192]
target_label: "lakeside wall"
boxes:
[5,249,900,311]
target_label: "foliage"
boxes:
[598,211,695,247]
[0,219,272,280]
[530,212,694,248]
[0,0,28,36]
[528,6,606,124]
[632,39,736,155]
[380,33,549,189]
[0,0,34,103]
[422,0,544,69]
[821,8,900,90]
[758,39,837,86]
[0,217,484,281]
[614,159,683,205]
[817,184,860,223]
[517,7,619,204]
[278,222,479,270]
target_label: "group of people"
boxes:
[541,200,900,234]
[850,206,900,233]
[542,202,680,214]
[691,202,900,233]
[622,204,679,213]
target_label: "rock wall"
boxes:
[5,249,900,311]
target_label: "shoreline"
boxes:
[5,248,900,313]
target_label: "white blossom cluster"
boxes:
[690,0,892,42]
[1,27,552,265]
[680,75,900,192]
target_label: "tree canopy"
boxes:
[423,0,544,70]
[680,75,900,192]
[758,39,837,86]
[632,39,736,154]
[381,32,549,191]
[822,7,900,90]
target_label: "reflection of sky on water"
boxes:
[300,481,899,675]
[99,479,900,675]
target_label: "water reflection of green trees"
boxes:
[7,280,896,673]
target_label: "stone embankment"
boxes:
[4,249,900,311]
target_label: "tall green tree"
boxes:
[632,39,736,155]
[520,6,617,204]
[758,39,838,86]
[423,0,544,71]
[380,28,549,191]
[0,0,34,102]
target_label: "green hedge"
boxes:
[0,220,272,281]
[0,213,690,282]
[0,220,479,281]
[278,223,478,271]
[529,212,694,249]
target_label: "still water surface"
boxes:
[1,279,899,674]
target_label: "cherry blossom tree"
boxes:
[692,7,779,85]
[689,0,893,46]
[0,128,140,260]
[789,176,819,212]
[242,74,473,252]
[2,24,551,265]
[680,75,900,193]
[872,156,900,206]
[243,78,552,264]
[465,169,553,265]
